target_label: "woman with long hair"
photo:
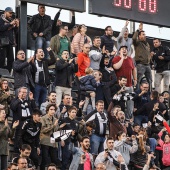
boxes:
[0,79,13,117]
[114,131,138,165]
[71,24,91,56]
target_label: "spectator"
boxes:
[76,43,91,77]
[33,47,56,107]
[70,25,78,42]
[117,20,133,56]
[0,7,19,72]
[133,23,152,89]
[50,25,71,59]
[55,50,78,105]
[151,38,170,93]
[137,91,166,124]
[100,26,115,55]
[40,91,60,117]
[114,131,138,165]
[40,103,59,170]
[17,157,28,170]
[58,94,83,121]
[0,79,13,117]
[47,163,57,170]
[13,50,36,92]
[95,163,106,170]
[21,109,42,168]
[77,121,96,142]
[0,109,19,170]
[113,45,137,118]
[59,106,80,170]
[157,129,170,169]
[79,67,97,113]
[131,132,150,169]
[28,4,51,58]
[89,36,102,70]
[71,24,91,56]
[93,70,105,102]
[84,100,108,160]
[51,9,75,37]
[99,54,117,106]
[10,87,37,153]
[111,76,128,112]
[95,137,128,170]
[69,136,94,170]
[107,104,127,140]
[12,144,35,169]
[7,163,18,170]
[133,82,150,126]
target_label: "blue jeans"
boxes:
[149,138,157,152]
[90,134,105,155]
[34,84,47,107]
[136,64,152,90]
[134,115,148,126]
[35,37,50,59]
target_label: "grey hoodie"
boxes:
[114,140,138,165]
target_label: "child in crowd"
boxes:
[114,131,138,165]
[79,67,97,113]
[158,127,170,169]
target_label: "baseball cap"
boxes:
[119,45,128,51]
[5,7,13,13]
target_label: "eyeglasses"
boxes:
[18,163,27,164]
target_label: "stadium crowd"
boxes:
[1,3,170,170]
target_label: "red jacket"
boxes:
[76,52,90,77]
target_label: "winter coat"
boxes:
[0,88,13,115]
[0,121,15,155]
[79,75,97,91]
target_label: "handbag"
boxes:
[0,36,10,47]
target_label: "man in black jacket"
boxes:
[10,87,37,153]
[28,4,52,59]
[34,47,55,107]
[13,50,36,92]
[55,50,78,105]
[151,38,170,93]
[20,109,42,168]
[0,7,19,72]
[51,9,75,37]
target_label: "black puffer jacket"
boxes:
[28,14,52,41]
[79,75,97,91]
[152,45,170,72]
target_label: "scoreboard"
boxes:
[89,0,170,27]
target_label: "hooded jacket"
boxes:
[114,140,138,165]
[79,74,97,91]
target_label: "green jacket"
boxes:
[0,88,13,115]
[0,121,15,155]
[50,34,71,58]
[133,30,151,65]
[40,114,59,147]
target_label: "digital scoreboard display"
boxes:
[113,0,157,14]
[89,0,170,27]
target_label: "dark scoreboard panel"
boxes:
[20,0,86,12]
[89,0,170,27]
